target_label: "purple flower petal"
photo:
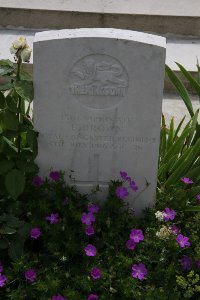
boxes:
[176,234,190,248]
[126,239,136,250]
[32,175,43,187]
[81,212,96,226]
[0,274,6,287]
[90,267,101,280]
[163,207,176,222]
[49,171,60,181]
[46,213,59,224]
[181,177,193,184]
[84,244,96,257]
[51,295,66,300]
[116,186,129,200]
[130,229,144,243]
[30,228,42,239]
[88,204,100,214]
[85,225,95,236]
[88,294,99,300]
[25,269,37,282]
[132,263,147,280]
[180,256,192,271]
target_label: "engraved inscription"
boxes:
[67,54,129,109]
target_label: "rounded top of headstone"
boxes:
[34,28,166,48]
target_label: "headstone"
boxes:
[33,28,166,214]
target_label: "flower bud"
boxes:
[21,46,32,62]
[13,36,27,49]
[10,44,18,54]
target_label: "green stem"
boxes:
[16,55,22,155]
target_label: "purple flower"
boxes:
[116,186,129,200]
[126,239,136,250]
[130,181,138,192]
[132,263,148,281]
[49,171,60,181]
[90,267,101,280]
[181,177,193,184]
[180,256,193,271]
[126,176,132,183]
[46,213,59,224]
[169,225,179,235]
[130,229,144,243]
[88,294,99,300]
[32,175,43,187]
[120,171,128,180]
[85,225,95,236]
[163,208,176,222]
[81,212,96,226]
[0,264,3,273]
[30,228,41,239]
[51,295,66,300]
[25,269,37,282]
[84,244,96,257]
[196,194,200,201]
[0,274,6,287]
[196,260,200,269]
[88,204,100,214]
[176,234,190,248]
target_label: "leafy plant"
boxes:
[0,38,38,200]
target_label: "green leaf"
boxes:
[176,62,200,97]
[174,116,186,141]
[0,83,13,91]
[165,65,194,117]
[0,60,14,76]
[0,226,16,235]
[0,239,8,249]
[165,139,200,187]
[0,136,18,154]
[0,91,6,109]
[3,110,18,130]
[166,117,174,151]
[27,129,38,157]
[6,95,20,113]
[0,159,15,175]
[16,161,39,173]
[5,169,25,199]
[159,114,167,161]
[14,80,33,102]
[0,60,14,68]
[185,206,200,212]
[8,235,24,261]
[163,126,191,163]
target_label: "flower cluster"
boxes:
[81,204,100,236]
[10,37,32,62]
[155,207,190,247]
[125,228,147,280]
[81,204,101,298]
[116,171,138,200]
[155,207,176,222]
[126,228,144,250]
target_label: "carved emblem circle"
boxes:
[68,54,129,109]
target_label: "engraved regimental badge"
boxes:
[68,54,129,109]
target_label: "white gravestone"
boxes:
[33,28,166,214]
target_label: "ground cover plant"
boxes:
[0,37,199,299]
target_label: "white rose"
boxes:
[21,46,32,62]
[10,43,18,55]
[13,36,27,49]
